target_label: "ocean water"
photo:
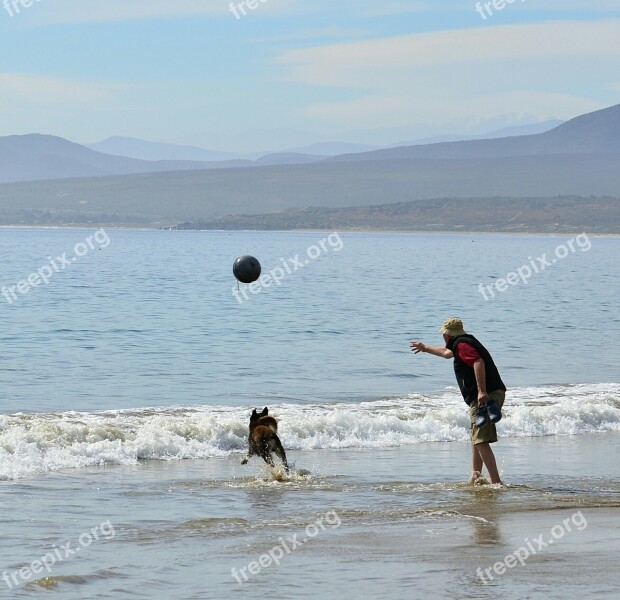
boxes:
[0,228,619,598]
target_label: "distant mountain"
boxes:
[0,103,618,227]
[331,104,620,161]
[0,134,258,184]
[179,118,556,153]
[254,153,324,166]
[88,137,380,161]
[283,142,379,156]
[1,134,349,185]
[87,136,245,162]
[393,120,564,146]
[1,154,619,228]
[4,112,587,186]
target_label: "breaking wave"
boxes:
[1,383,618,480]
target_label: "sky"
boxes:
[0,0,619,152]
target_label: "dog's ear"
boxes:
[251,409,257,418]
[261,407,268,416]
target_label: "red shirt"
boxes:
[454,342,481,367]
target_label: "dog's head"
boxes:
[250,407,268,424]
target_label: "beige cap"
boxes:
[439,317,466,337]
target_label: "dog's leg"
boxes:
[262,453,276,467]
[241,441,255,465]
[274,438,289,473]
[260,446,276,467]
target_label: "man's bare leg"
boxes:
[469,443,484,482]
[475,442,502,484]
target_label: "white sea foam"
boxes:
[1,383,618,480]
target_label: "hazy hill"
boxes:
[0,135,332,184]
[3,105,617,186]
[87,128,557,162]
[283,141,379,156]
[395,120,564,146]
[87,136,243,162]
[254,153,324,166]
[0,103,618,228]
[0,134,255,184]
[0,154,619,227]
[88,137,380,161]
[331,104,620,162]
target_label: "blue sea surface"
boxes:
[0,228,618,414]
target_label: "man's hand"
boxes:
[410,341,426,354]
[477,391,489,406]
[411,341,453,359]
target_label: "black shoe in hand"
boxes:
[474,405,490,428]
[486,400,502,424]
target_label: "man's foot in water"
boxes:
[469,471,482,484]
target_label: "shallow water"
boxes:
[0,229,618,598]
[2,435,619,599]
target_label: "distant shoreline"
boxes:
[164,196,620,235]
[1,224,619,237]
[1,196,617,234]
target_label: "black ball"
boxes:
[233,255,262,284]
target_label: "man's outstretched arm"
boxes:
[410,341,453,359]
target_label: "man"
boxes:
[410,318,506,484]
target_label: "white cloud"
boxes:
[3,3,620,143]
[0,73,142,139]
[251,26,368,44]
[303,91,602,129]
[275,19,620,128]
[0,73,121,106]
[278,20,620,86]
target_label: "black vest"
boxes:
[447,335,506,405]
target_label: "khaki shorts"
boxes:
[469,389,505,445]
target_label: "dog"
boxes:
[241,407,289,472]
